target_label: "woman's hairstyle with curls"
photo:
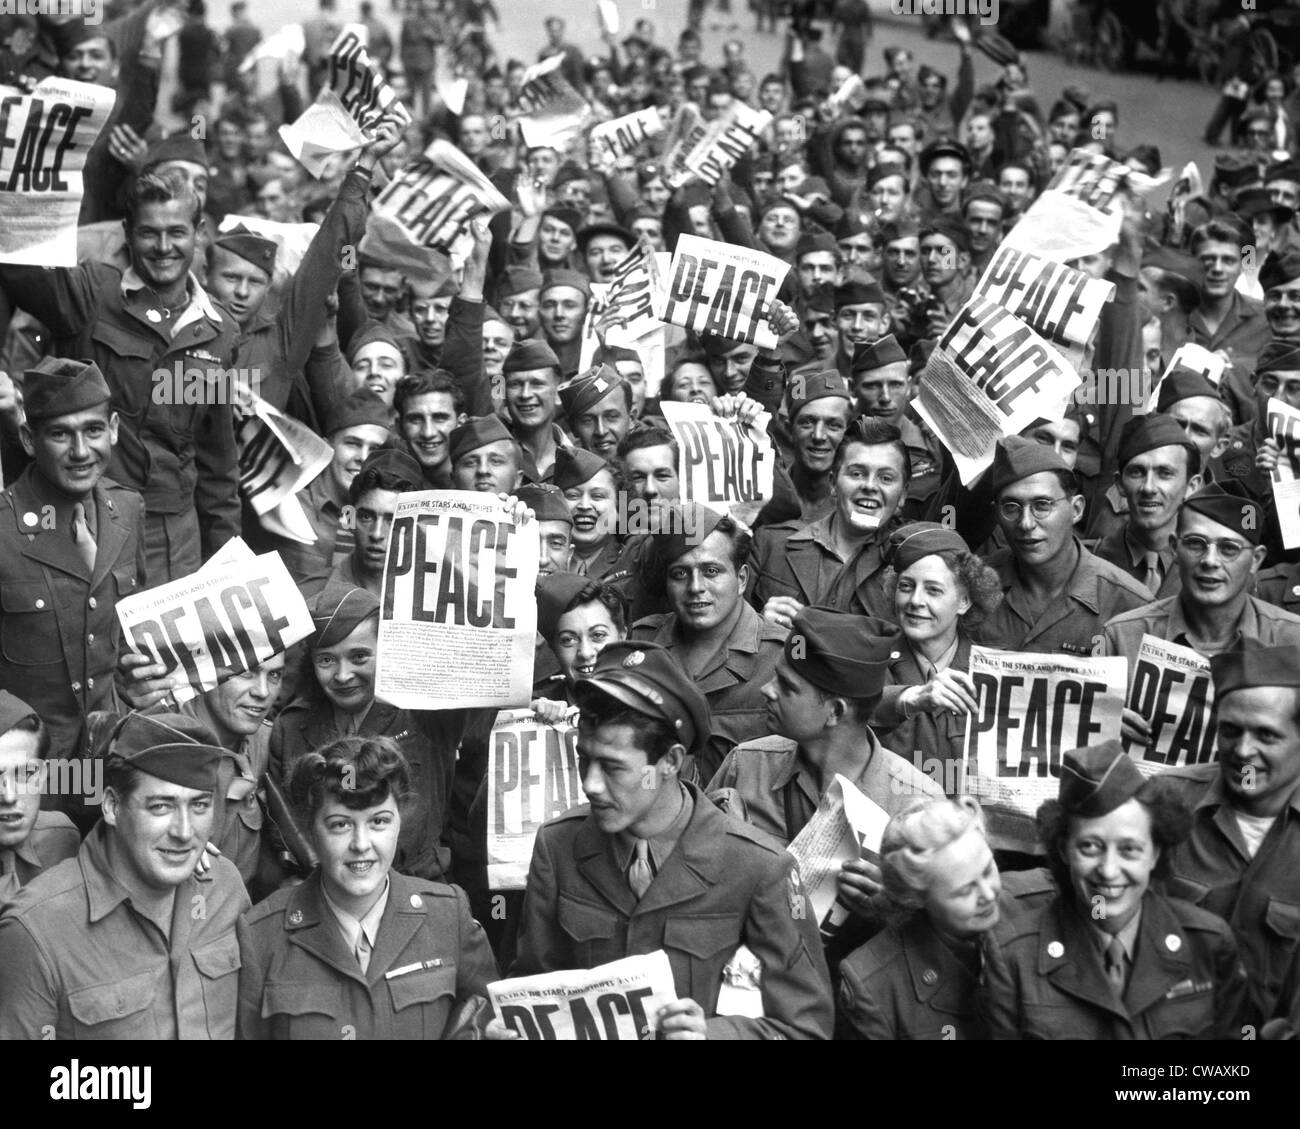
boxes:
[881,548,1004,629]
[288,735,415,825]
[873,796,990,924]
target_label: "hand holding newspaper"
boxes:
[1267,396,1300,549]
[659,400,775,527]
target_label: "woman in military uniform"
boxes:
[837,797,1053,1040]
[530,574,630,716]
[237,735,498,1039]
[980,743,1250,1040]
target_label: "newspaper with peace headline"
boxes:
[681,101,772,187]
[1143,342,1226,414]
[376,491,539,709]
[964,648,1127,843]
[372,140,510,255]
[591,107,664,162]
[237,395,334,545]
[659,400,775,527]
[656,234,787,350]
[489,952,678,1040]
[1123,635,1218,775]
[1267,396,1300,549]
[785,774,890,936]
[116,550,314,704]
[660,104,708,189]
[0,78,115,266]
[486,708,583,889]
[516,54,592,150]
[911,294,1083,484]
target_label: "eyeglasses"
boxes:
[996,496,1070,523]
[1177,534,1249,561]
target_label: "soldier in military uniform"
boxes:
[1210,340,1300,511]
[0,714,250,1040]
[508,641,834,1039]
[0,359,145,782]
[629,504,783,780]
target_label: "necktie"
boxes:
[628,839,654,900]
[1141,551,1162,595]
[71,502,96,572]
[355,929,372,974]
[1105,936,1127,992]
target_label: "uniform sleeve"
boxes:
[509,826,566,978]
[977,930,1023,1040]
[443,885,501,1040]
[234,913,269,1041]
[439,298,492,417]
[0,263,98,337]
[836,955,896,1040]
[1211,925,1253,1039]
[706,853,833,1040]
[193,403,241,559]
[0,917,60,1041]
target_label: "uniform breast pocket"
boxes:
[192,933,241,1038]
[1021,1001,1107,1040]
[1264,898,1300,984]
[67,971,159,1040]
[261,981,344,1040]
[1148,989,1217,1039]
[0,581,62,666]
[663,914,741,1008]
[557,895,622,969]
[386,966,458,1040]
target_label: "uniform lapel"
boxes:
[1038,898,1129,1021]
[785,531,826,605]
[1123,894,1193,1018]
[903,916,974,1015]
[9,473,90,581]
[634,793,722,917]
[573,816,638,917]
[365,873,426,984]
[284,874,371,987]
[89,483,129,591]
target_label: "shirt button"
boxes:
[88,597,97,609]
[87,634,95,644]
[34,599,45,609]
[1047,941,1065,958]
[87,678,94,690]
[410,895,423,908]
[71,682,81,692]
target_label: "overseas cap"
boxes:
[357,447,423,490]
[540,268,593,299]
[1211,645,1300,696]
[499,265,544,297]
[1255,338,1300,375]
[649,501,726,570]
[988,435,1070,496]
[553,446,610,490]
[1116,413,1198,470]
[834,278,887,309]
[785,606,895,699]
[574,641,711,756]
[1058,741,1145,818]
[884,521,970,572]
[919,138,972,175]
[448,414,517,466]
[559,364,630,417]
[23,357,111,424]
[143,133,208,172]
[1259,249,1300,292]
[323,388,392,436]
[346,323,406,368]
[311,584,380,649]
[1155,367,1220,413]
[0,690,37,736]
[788,369,851,422]
[536,571,591,645]
[108,713,223,792]
[1180,480,1262,544]
[518,482,572,524]
[213,224,278,273]
[851,333,908,375]
[503,339,561,375]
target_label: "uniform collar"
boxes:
[121,266,221,326]
[320,874,391,957]
[80,821,207,925]
[613,783,694,873]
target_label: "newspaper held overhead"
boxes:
[278,90,368,180]
[659,400,775,527]
[1123,635,1218,774]
[964,647,1127,850]
[372,140,511,255]
[486,707,583,890]
[1266,396,1300,550]
[489,952,677,1040]
[681,102,773,187]
[1142,342,1226,413]
[911,294,1083,485]
[237,395,334,545]
[516,54,592,150]
[785,774,890,936]
[0,78,115,266]
[590,107,664,162]
[116,551,315,704]
[324,27,412,132]
[377,491,539,709]
[657,234,788,350]
[660,104,708,188]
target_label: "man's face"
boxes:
[921,234,966,287]
[1064,799,1158,938]
[666,530,746,634]
[714,344,760,394]
[1196,239,1244,301]
[128,199,197,290]
[23,405,117,497]
[792,397,850,475]
[482,318,513,379]
[1143,320,1163,379]
[538,217,576,264]
[613,360,647,417]
[216,121,245,160]
[887,124,919,160]
[760,80,785,114]
[401,391,458,471]
[1270,179,1300,209]
[558,178,593,214]
[631,216,665,250]
[838,233,876,273]
[544,17,563,45]
[1175,509,1264,609]
[1265,278,1300,338]
[926,156,967,208]
[918,71,945,109]
[461,115,489,156]
[63,37,117,86]
[501,290,541,340]
[1253,213,1282,255]
[411,291,452,349]
[836,302,888,348]
[1165,397,1228,466]
[360,267,405,319]
[313,618,378,713]
[1216,686,1300,817]
[255,178,293,222]
[0,728,43,851]
[329,423,389,494]
[537,520,573,578]
[528,148,560,184]
[1118,445,1196,535]
[453,440,522,493]
[798,251,840,294]
[852,362,912,424]
[1067,250,1114,280]
[996,471,1083,567]
[669,363,716,404]
[883,236,921,287]
[585,235,631,283]
[207,246,271,328]
[572,387,632,458]
[867,175,907,220]
[964,201,1004,255]
[761,657,832,744]
[578,719,679,836]
[966,116,994,151]
[1022,418,1081,470]
[1050,112,1080,145]
[540,286,587,345]
[505,367,560,431]
[834,440,907,531]
[836,127,869,170]
[354,487,400,580]
[104,773,215,893]
[1257,367,1300,413]
[625,444,680,503]
[352,342,406,406]
[156,160,209,210]
[803,309,838,360]
[207,654,286,741]
[759,205,801,254]
[245,120,272,160]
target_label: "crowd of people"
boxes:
[0,0,1297,1042]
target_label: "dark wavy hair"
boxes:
[288,734,415,824]
[1036,777,1192,893]
[557,580,629,637]
[881,548,1004,630]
